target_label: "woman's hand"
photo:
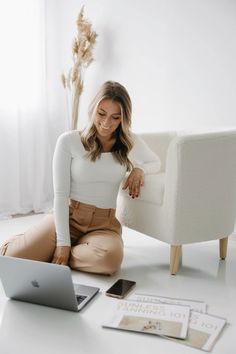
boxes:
[52,246,71,266]
[122,167,144,199]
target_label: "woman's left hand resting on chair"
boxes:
[52,246,71,265]
[122,167,144,199]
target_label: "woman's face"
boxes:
[94,99,121,139]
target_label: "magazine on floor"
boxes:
[102,299,191,339]
[171,310,227,352]
[128,293,226,352]
[128,293,207,313]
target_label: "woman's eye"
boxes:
[113,116,120,120]
[98,112,105,116]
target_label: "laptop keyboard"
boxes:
[76,295,87,305]
[73,284,88,305]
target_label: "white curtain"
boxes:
[0,0,61,218]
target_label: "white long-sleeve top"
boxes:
[53,130,161,246]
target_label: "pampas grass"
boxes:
[61,6,98,130]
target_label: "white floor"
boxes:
[0,214,235,354]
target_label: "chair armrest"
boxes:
[139,132,177,172]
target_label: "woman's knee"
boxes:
[69,241,123,275]
[0,214,56,261]
[99,244,123,274]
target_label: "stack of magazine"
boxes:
[102,293,227,352]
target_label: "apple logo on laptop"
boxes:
[31,280,40,288]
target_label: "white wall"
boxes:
[46,0,236,134]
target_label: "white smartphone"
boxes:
[105,279,136,299]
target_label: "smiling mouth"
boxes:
[100,124,110,130]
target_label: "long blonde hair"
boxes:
[81,81,134,171]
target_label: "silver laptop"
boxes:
[0,256,99,312]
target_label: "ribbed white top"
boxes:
[53,131,161,246]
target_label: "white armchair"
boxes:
[117,130,236,274]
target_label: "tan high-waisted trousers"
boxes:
[0,200,123,275]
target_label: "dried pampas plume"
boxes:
[62,6,98,130]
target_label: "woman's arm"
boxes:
[129,133,161,174]
[122,167,145,198]
[122,134,161,198]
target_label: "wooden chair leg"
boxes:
[170,245,182,275]
[219,237,228,260]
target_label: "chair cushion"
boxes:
[119,173,165,205]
